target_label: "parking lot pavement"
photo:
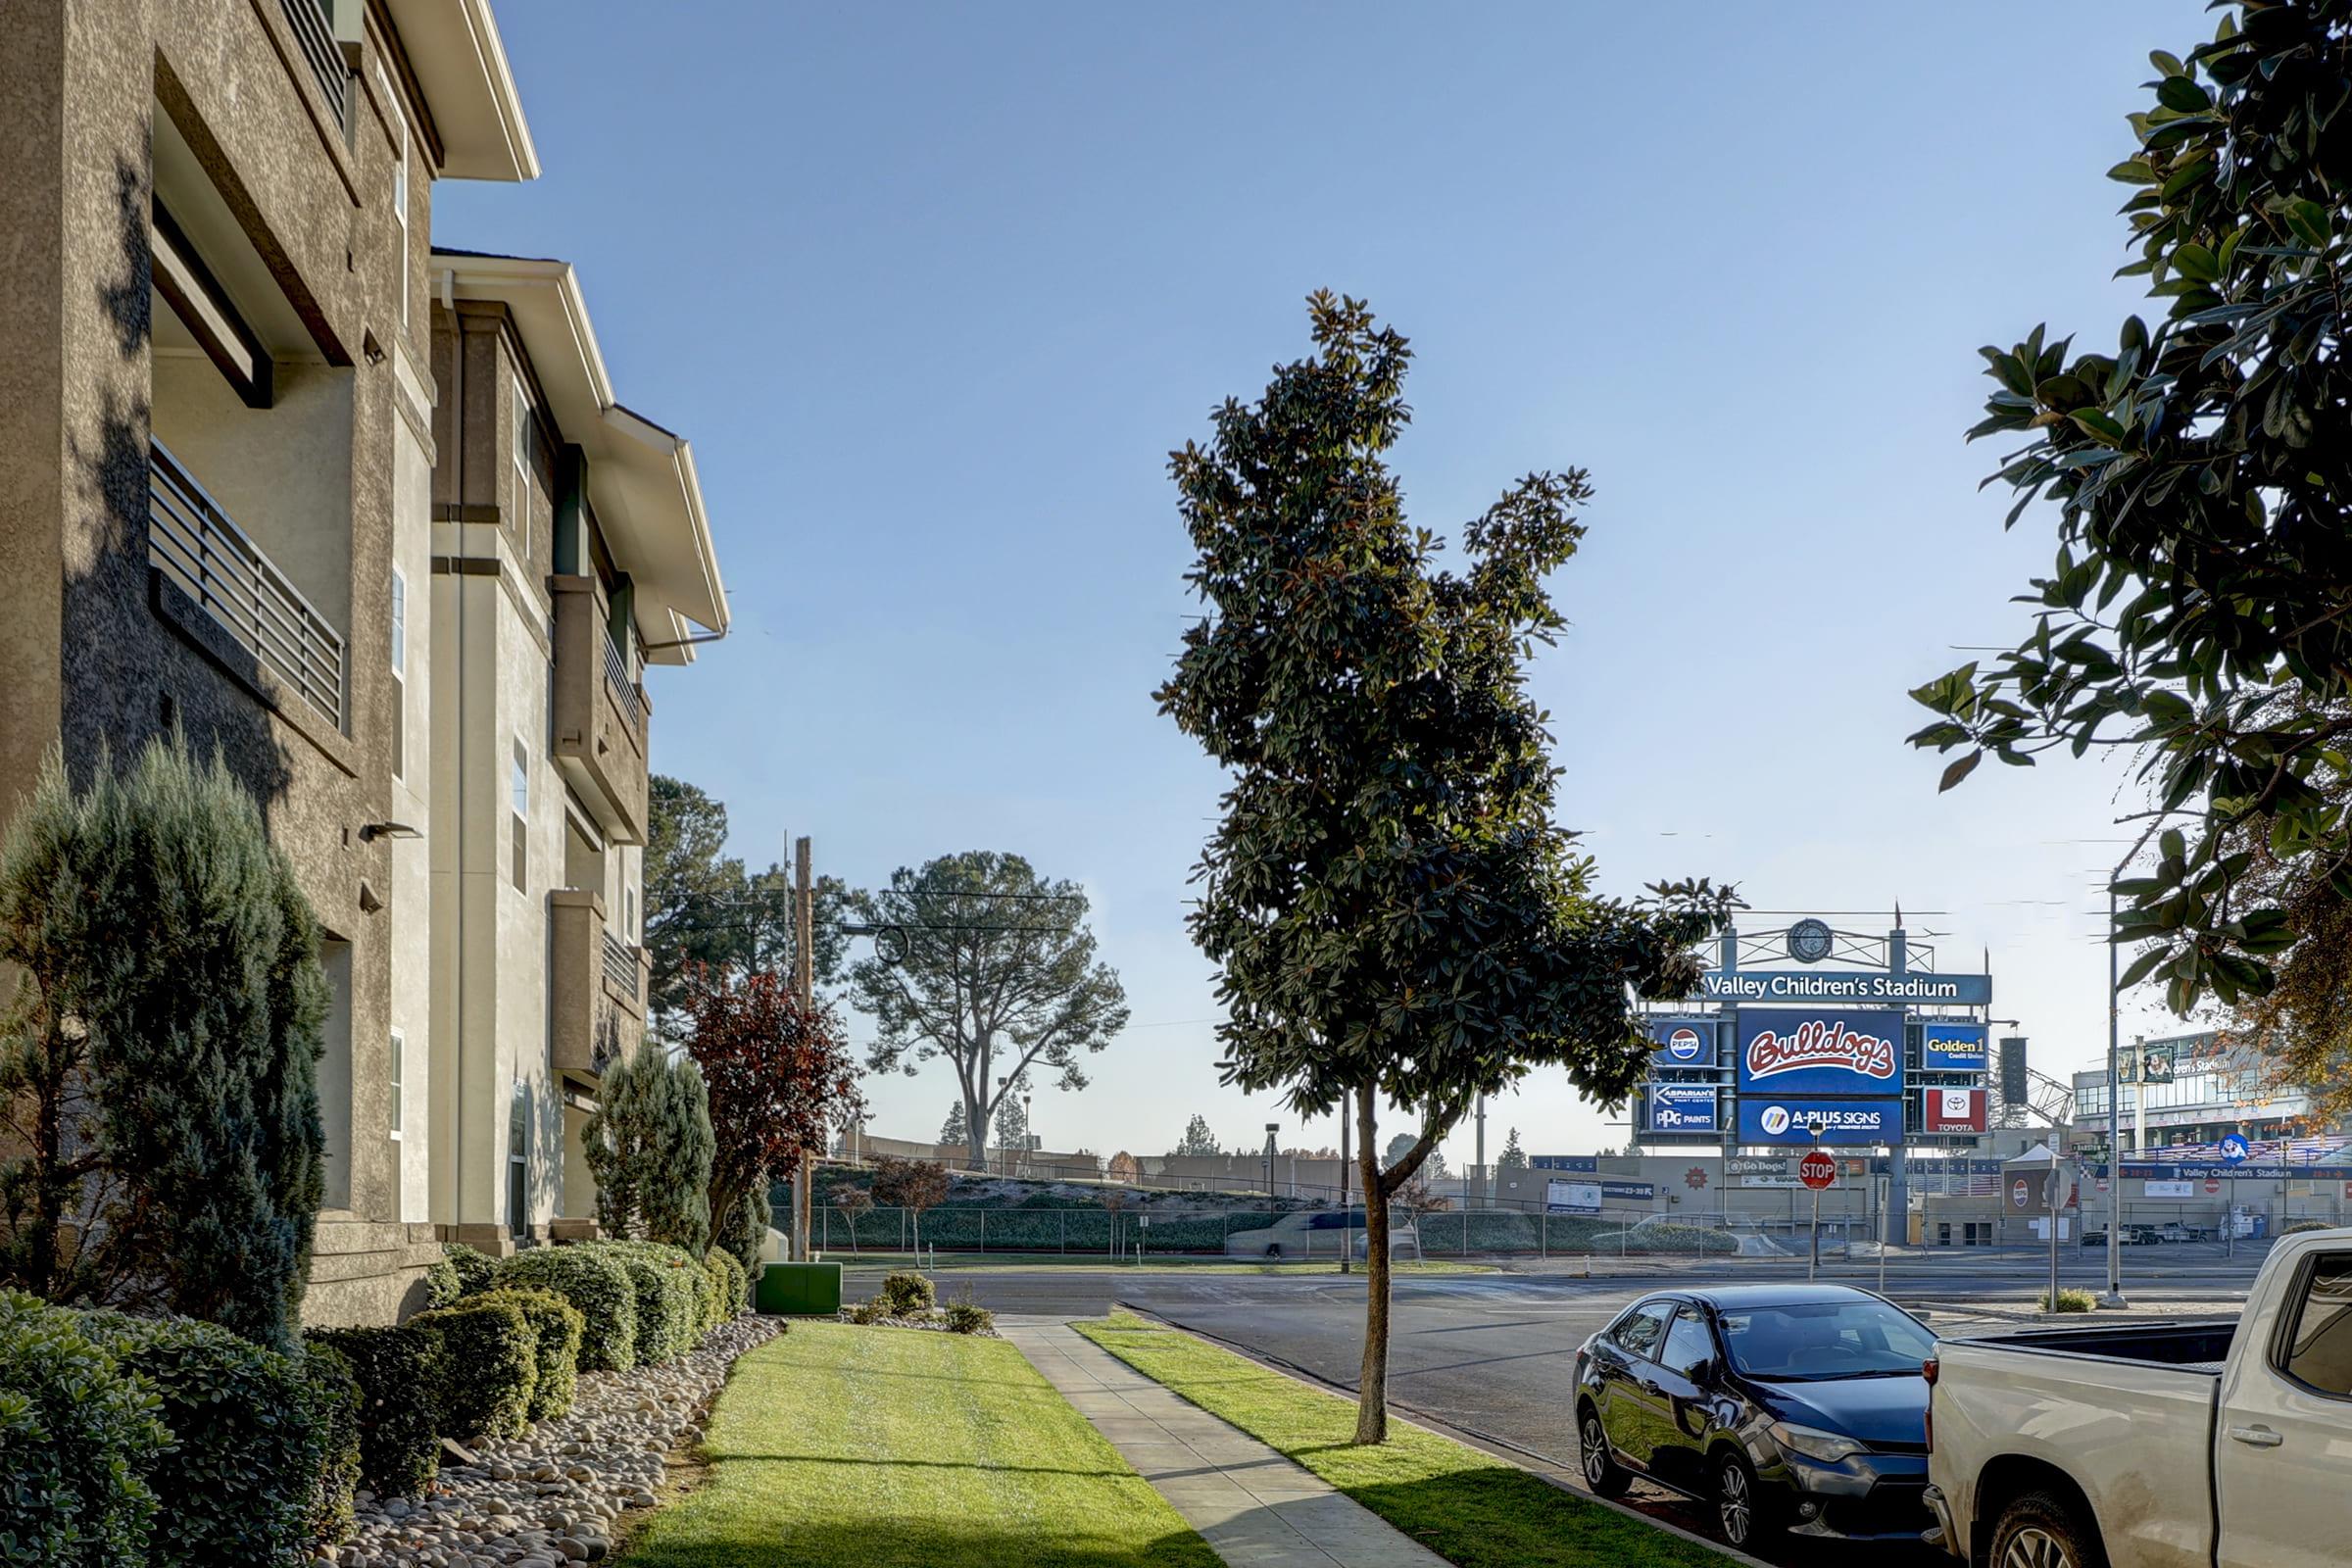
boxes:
[860,1256,2271,1568]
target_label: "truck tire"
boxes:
[1988,1491,2107,1568]
[1577,1403,1631,1498]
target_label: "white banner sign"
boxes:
[1545,1179,1601,1214]
[2143,1179,2195,1200]
[1739,1174,1808,1189]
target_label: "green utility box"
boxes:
[757,1261,843,1316]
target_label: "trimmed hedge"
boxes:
[303,1323,442,1498]
[479,1287,584,1423]
[87,1310,338,1568]
[419,1253,464,1310]
[408,1297,534,1442]
[944,1300,994,1335]
[442,1242,499,1298]
[594,1243,698,1364]
[301,1342,364,1549]
[0,1291,167,1568]
[703,1247,748,1319]
[491,1247,638,1372]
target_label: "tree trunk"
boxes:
[1354,1079,1390,1445]
[966,1092,989,1172]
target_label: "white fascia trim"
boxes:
[606,406,729,640]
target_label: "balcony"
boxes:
[550,576,650,845]
[149,440,346,728]
[278,0,348,132]
[551,889,648,1081]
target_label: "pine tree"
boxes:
[940,1101,969,1147]
[0,736,328,1348]
[994,1074,1030,1152]
[1168,1113,1221,1158]
[1496,1127,1528,1182]
[583,1048,715,1252]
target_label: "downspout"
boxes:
[442,265,468,1234]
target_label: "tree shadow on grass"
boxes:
[621,1516,1224,1568]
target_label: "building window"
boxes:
[513,380,533,563]
[389,95,410,328]
[388,1028,404,1141]
[508,1078,530,1240]
[388,566,406,780]
[510,738,529,891]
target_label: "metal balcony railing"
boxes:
[601,929,641,1000]
[278,0,347,130]
[603,632,645,733]
[149,440,346,728]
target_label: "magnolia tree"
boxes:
[1156,294,1734,1442]
[683,966,865,1274]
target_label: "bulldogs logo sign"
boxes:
[1736,1010,1904,1095]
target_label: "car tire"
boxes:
[1577,1404,1631,1498]
[1988,1491,2108,1568]
[1714,1451,1777,1550]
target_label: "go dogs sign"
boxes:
[1736,1010,1903,1096]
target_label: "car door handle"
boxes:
[1637,1379,1663,1396]
[2227,1425,2283,1448]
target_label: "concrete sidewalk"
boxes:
[1004,1317,1450,1568]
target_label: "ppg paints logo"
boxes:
[1759,1105,1793,1137]
[1664,1027,1704,1062]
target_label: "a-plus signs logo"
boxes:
[1663,1026,1704,1062]
[1759,1105,1793,1137]
[1685,1166,1708,1191]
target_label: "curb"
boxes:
[1108,1303,1775,1568]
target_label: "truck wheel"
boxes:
[1577,1404,1630,1498]
[1989,1492,2107,1568]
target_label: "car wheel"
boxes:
[1714,1451,1776,1549]
[1989,1491,2108,1568]
[1577,1404,1630,1498]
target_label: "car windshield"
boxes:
[1716,1298,1935,1380]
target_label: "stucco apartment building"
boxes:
[0,0,724,1323]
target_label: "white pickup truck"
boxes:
[1923,1226,2352,1568]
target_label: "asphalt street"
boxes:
[845,1247,2274,1567]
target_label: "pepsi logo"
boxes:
[1665,1027,1703,1062]
[1759,1105,1792,1137]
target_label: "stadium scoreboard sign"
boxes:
[1698,971,1991,1004]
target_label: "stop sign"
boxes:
[1799,1151,1838,1191]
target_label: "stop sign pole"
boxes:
[1800,1132,1836,1282]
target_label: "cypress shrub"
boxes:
[478,1287,584,1422]
[583,1051,715,1253]
[302,1323,442,1498]
[490,1247,637,1372]
[0,1291,167,1568]
[0,739,329,1349]
[713,1181,770,1281]
[88,1311,331,1567]
[442,1242,498,1297]
[703,1247,748,1319]
[409,1297,534,1442]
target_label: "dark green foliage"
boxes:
[419,1253,463,1310]
[848,854,1128,1171]
[490,1247,637,1372]
[1168,1113,1222,1158]
[702,1248,748,1318]
[0,1290,166,1568]
[880,1272,935,1316]
[442,1242,498,1298]
[0,739,329,1348]
[845,1296,888,1325]
[299,1342,362,1549]
[477,1288,583,1422]
[712,1182,769,1282]
[1495,1129,1528,1186]
[943,1300,994,1335]
[1153,294,1734,1440]
[1913,3,2352,1010]
[409,1297,534,1442]
[89,1310,332,1567]
[582,1049,715,1252]
[595,1242,698,1363]
[302,1324,441,1498]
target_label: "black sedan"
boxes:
[1573,1284,1936,1550]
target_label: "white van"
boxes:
[1222,1208,1419,1261]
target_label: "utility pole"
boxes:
[2102,871,2129,1308]
[1474,1092,1487,1210]
[792,836,814,1261]
[1338,1090,1351,1274]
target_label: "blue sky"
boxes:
[443,1,2215,1169]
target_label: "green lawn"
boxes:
[619,1323,1221,1568]
[1072,1314,1732,1568]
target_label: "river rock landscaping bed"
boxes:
[330,1315,785,1567]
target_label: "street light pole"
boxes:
[2102,872,2129,1308]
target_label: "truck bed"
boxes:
[1959,1317,2238,1374]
